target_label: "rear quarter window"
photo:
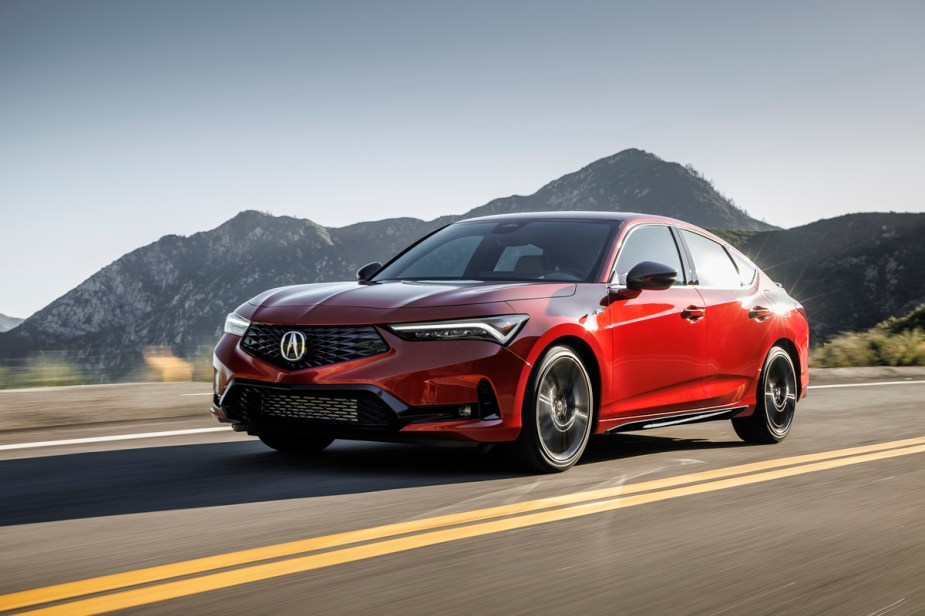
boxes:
[728,249,757,286]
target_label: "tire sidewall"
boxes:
[758,347,796,442]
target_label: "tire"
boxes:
[514,345,595,473]
[258,433,335,454]
[733,346,797,444]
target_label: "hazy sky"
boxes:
[2,1,923,317]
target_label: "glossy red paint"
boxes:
[604,286,708,420]
[212,211,809,460]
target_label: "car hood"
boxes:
[248,280,576,310]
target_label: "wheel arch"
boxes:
[521,334,603,432]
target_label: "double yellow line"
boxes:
[4,436,925,615]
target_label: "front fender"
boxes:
[505,290,612,430]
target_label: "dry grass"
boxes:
[811,328,925,367]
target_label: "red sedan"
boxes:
[212,212,808,472]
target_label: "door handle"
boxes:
[749,306,772,320]
[681,305,705,321]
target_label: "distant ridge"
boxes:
[0,313,24,333]
[736,212,925,341]
[0,149,814,379]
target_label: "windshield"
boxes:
[374,219,619,283]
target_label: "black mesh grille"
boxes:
[225,385,396,428]
[240,324,388,370]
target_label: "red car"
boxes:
[212,212,808,472]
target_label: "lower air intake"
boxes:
[225,385,396,429]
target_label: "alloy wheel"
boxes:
[534,350,593,465]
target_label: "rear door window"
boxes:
[680,230,741,288]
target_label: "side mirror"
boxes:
[626,261,677,291]
[356,261,382,282]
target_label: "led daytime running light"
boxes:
[389,315,528,345]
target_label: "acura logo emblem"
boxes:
[280,330,307,362]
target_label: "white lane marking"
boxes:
[808,380,925,390]
[2,380,923,452]
[0,427,231,451]
[866,598,906,616]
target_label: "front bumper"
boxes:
[212,327,530,443]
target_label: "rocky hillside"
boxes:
[0,212,408,377]
[879,303,925,334]
[0,208,467,378]
[467,149,775,231]
[736,212,925,341]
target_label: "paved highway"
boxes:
[1,375,924,615]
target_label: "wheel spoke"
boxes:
[773,359,785,383]
[765,392,777,410]
[539,411,557,444]
[549,371,565,395]
[561,363,579,388]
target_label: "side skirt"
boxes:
[607,406,747,433]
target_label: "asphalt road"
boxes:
[1,375,924,615]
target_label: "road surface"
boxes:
[1,374,924,615]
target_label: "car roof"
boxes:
[459,210,683,226]
[456,210,731,246]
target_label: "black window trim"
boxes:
[727,246,759,287]
[669,225,696,286]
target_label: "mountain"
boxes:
[0,148,840,381]
[0,313,24,333]
[0,209,472,378]
[466,149,776,231]
[735,212,925,341]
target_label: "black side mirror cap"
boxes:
[356,262,382,282]
[625,261,677,291]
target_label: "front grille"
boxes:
[225,385,396,429]
[241,324,389,370]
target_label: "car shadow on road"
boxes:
[581,432,747,464]
[0,432,747,527]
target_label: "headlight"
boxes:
[387,315,529,345]
[224,313,251,336]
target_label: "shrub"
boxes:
[811,328,925,367]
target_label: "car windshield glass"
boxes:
[374,220,618,283]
